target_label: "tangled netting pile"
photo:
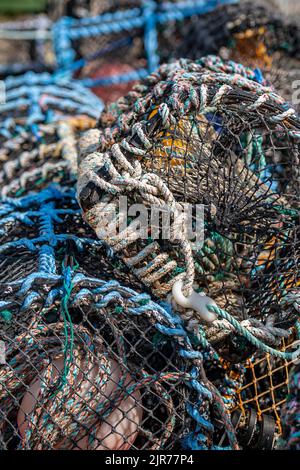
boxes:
[0,1,299,450]
[1,0,300,109]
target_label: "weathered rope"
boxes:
[208,305,299,360]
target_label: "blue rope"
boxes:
[0,185,103,311]
[53,0,239,83]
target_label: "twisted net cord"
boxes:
[78,62,300,359]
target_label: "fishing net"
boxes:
[0,16,53,78]
[1,182,213,451]
[77,57,300,447]
[1,203,238,451]
[52,2,148,93]
[52,1,236,103]
[0,47,299,450]
[1,294,239,450]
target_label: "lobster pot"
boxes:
[0,16,53,78]
[67,1,145,81]
[0,92,238,450]
[0,224,194,452]
[76,57,300,447]
[77,56,300,382]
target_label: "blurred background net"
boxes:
[0,137,237,452]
